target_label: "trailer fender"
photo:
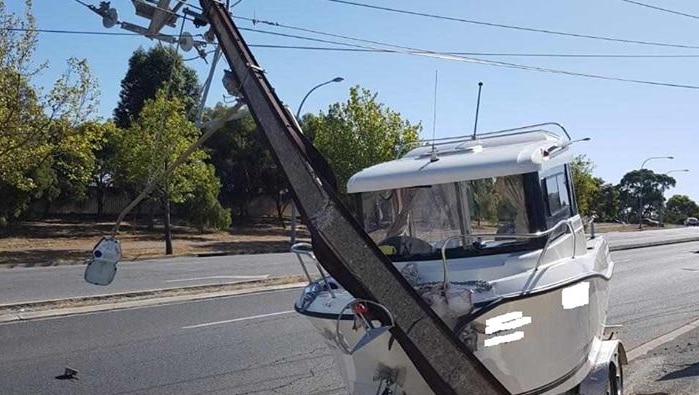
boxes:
[578,339,623,395]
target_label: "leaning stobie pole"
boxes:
[199,1,509,394]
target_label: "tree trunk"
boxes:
[96,185,104,219]
[163,194,173,255]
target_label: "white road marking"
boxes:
[165,275,270,283]
[627,316,699,361]
[182,310,295,329]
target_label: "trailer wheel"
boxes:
[609,362,623,395]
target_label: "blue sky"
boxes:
[11,0,699,201]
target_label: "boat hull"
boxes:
[299,274,610,395]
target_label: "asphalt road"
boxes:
[0,253,301,305]
[1,227,698,306]
[0,289,344,395]
[608,241,699,349]
[1,240,698,394]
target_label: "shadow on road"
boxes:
[658,361,699,381]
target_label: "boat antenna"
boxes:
[430,70,439,162]
[471,81,483,140]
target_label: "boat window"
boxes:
[543,172,571,218]
[464,175,530,237]
[359,174,537,260]
[360,184,462,256]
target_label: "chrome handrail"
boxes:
[291,242,336,298]
[439,219,577,288]
[396,122,571,158]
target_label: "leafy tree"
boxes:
[0,1,101,224]
[618,169,675,223]
[590,182,620,222]
[305,86,421,199]
[114,45,200,129]
[664,195,699,225]
[570,155,602,216]
[469,179,498,227]
[113,90,230,254]
[201,105,290,222]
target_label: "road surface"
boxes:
[1,241,698,394]
[0,253,301,305]
[1,227,698,305]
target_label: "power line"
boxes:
[238,22,699,90]
[320,0,699,50]
[6,27,699,59]
[620,0,699,21]
[2,27,141,36]
[248,44,699,58]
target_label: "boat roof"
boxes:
[347,123,575,193]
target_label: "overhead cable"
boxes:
[238,22,699,90]
[620,0,699,20]
[320,0,699,50]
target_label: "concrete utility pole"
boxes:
[199,1,509,394]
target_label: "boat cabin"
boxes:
[346,124,580,262]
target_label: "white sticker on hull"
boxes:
[562,281,590,310]
[484,331,525,347]
[485,311,532,335]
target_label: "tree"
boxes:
[113,90,230,254]
[571,155,601,216]
[590,182,620,222]
[305,86,421,199]
[665,195,699,225]
[114,46,200,129]
[618,169,676,223]
[0,1,101,224]
[201,105,289,220]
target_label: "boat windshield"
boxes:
[360,175,533,259]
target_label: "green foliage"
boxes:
[306,86,421,197]
[618,169,676,222]
[114,45,200,129]
[590,182,620,222]
[0,1,101,224]
[571,155,601,216]
[113,90,229,231]
[665,195,699,225]
[469,179,498,226]
[202,105,287,219]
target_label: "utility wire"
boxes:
[320,0,699,50]
[8,27,699,59]
[238,22,699,90]
[620,0,699,20]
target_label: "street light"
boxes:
[658,169,689,227]
[638,156,674,229]
[290,77,344,244]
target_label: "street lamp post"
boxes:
[638,156,674,229]
[659,169,690,227]
[290,77,344,244]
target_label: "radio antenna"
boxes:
[471,81,483,140]
[430,70,439,162]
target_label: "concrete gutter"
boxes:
[0,276,307,324]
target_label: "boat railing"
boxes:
[396,122,571,158]
[439,219,577,288]
[291,242,336,298]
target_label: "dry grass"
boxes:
[0,218,309,268]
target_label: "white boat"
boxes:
[293,123,625,395]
